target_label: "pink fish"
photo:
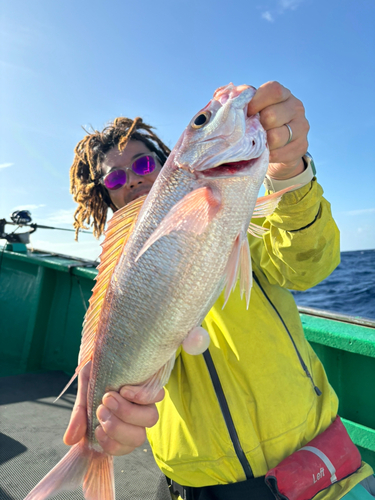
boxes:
[25,83,292,500]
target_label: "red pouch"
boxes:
[265,416,362,500]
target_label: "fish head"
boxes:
[174,83,269,181]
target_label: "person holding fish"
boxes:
[25,82,375,500]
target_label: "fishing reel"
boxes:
[10,210,33,225]
[1,210,36,244]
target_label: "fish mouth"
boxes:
[200,157,259,178]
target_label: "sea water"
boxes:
[292,249,375,320]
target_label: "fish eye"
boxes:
[191,111,211,129]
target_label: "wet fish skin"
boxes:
[24,83,270,500]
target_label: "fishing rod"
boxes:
[4,221,91,233]
[0,210,92,244]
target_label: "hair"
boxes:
[69,117,171,240]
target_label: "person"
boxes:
[66,82,374,499]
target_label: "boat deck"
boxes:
[0,371,170,500]
[2,247,375,498]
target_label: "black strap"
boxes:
[203,349,253,479]
[168,476,275,500]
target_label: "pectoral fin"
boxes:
[135,186,221,262]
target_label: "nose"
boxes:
[126,168,144,189]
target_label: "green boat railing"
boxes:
[1,245,375,468]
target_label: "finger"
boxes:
[96,405,147,449]
[269,135,309,165]
[63,362,91,445]
[259,95,304,131]
[102,391,160,428]
[95,425,137,456]
[119,385,165,405]
[247,81,291,116]
[267,116,310,151]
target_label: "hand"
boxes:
[63,362,164,456]
[247,81,310,180]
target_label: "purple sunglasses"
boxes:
[101,153,159,191]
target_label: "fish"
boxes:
[24,83,293,500]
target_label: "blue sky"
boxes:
[1,0,374,260]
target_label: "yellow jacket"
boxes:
[146,179,372,499]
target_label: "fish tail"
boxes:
[24,438,115,500]
[83,445,115,500]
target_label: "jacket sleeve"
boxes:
[250,178,340,291]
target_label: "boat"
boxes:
[1,239,375,499]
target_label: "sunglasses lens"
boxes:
[132,155,156,176]
[104,170,126,190]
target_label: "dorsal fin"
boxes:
[55,195,147,401]
[80,194,147,366]
[252,185,301,218]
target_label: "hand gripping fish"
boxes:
[25,83,294,500]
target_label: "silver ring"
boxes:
[285,123,293,145]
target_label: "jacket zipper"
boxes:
[252,272,322,396]
[203,349,254,480]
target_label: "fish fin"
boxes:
[135,186,221,262]
[223,234,242,308]
[54,371,80,403]
[239,236,253,309]
[83,448,115,500]
[75,195,147,379]
[252,185,300,218]
[24,438,115,500]
[247,221,268,238]
[182,326,210,355]
[132,354,176,404]
[223,233,253,309]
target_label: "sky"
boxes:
[0,0,374,261]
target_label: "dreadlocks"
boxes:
[69,117,171,240]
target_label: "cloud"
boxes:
[261,0,305,22]
[0,60,35,75]
[262,11,274,22]
[0,162,13,169]
[12,204,46,211]
[43,209,76,225]
[343,208,375,216]
[279,0,304,10]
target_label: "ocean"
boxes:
[292,249,375,320]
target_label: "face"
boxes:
[101,140,162,209]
